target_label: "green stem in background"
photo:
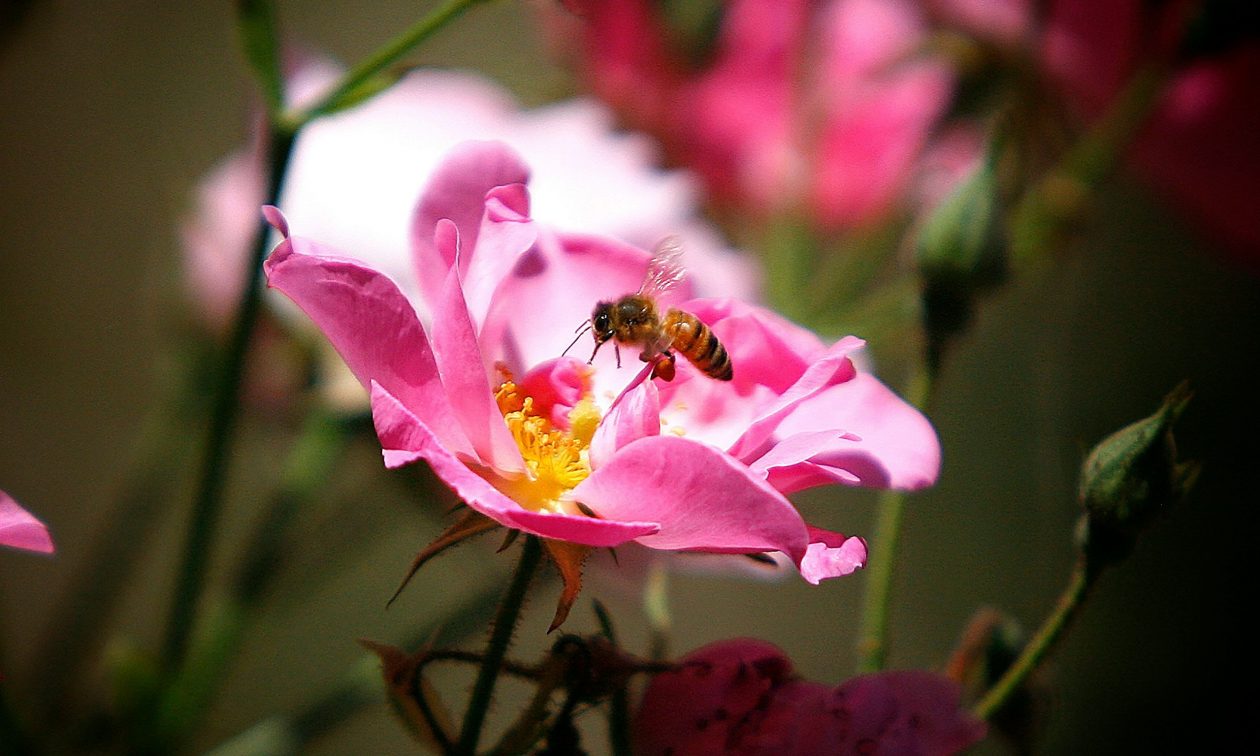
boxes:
[855,365,933,674]
[26,373,196,726]
[161,125,296,673]
[289,0,493,127]
[154,408,348,745]
[0,682,35,756]
[973,559,1094,721]
[1009,65,1165,267]
[457,536,543,755]
[643,561,671,663]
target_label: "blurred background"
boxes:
[1,1,1258,753]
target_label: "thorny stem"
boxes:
[856,365,933,673]
[288,0,493,128]
[161,125,296,673]
[457,536,543,755]
[973,559,1095,721]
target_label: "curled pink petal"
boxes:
[0,490,54,555]
[516,357,594,430]
[412,141,532,311]
[799,525,867,584]
[770,372,941,491]
[264,235,473,457]
[430,262,524,474]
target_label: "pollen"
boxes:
[494,378,599,515]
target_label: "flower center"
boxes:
[493,377,600,515]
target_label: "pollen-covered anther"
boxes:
[494,380,599,515]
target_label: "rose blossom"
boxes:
[549,0,955,230]
[634,639,986,755]
[264,141,939,602]
[1,489,54,555]
[184,65,756,334]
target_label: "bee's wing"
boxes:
[638,235,686,300]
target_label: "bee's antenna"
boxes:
[562,321,592,358]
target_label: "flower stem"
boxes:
[456,535,543,755]
[290,0,493,127]
[856,365,933,673]
[161,125,296,674]
[973,558,1094,720]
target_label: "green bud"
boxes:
[916,150,1008,372]
[1077,382,1200,569]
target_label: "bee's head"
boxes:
[591,302,615,344]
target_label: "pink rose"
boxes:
[264,141,940,586]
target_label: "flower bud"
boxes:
[1077,382,1199,569]
[916,153,1008,370]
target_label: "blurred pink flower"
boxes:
[1042,0,1260,259]
[552,0,955,229]
[0,489,54,555]
[184,65,756,332]
[634,639,986,755]
[265,141,940,585]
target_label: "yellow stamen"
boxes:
[493,378,599,515]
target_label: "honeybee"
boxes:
[569,237,732,382]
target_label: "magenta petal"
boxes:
[570,436,810,561]
[799,525,867,585]
[430,262,524,474]
[411,141,531,313]
[0,490,54,555]
[590,375,660,469]
[264,234,473,457]
[372,382,657,546]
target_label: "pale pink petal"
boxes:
[429,262,524,474]
[769,372,941,491]
[372,383,658,546]
[263,229,473,457]
[570,436,815,568]
[486,231,664,391]
[411,141,532,312]
[461,183,538,332]
[0,490,54,555]
[799,525,867,584]
[724,336,864,461]
[589,377,660,469]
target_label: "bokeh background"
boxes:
[2,1,1258,753]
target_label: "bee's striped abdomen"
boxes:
[663,309,733,381]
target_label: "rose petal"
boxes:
[429,259,524,474]
[0,490,54,555]
[412,141,532,312]
[769,372,941,491]
[371,382,658,546]
[264,231,473,457]
[799,525,867,584]
[570,436,812,565]
[590,376,660,469]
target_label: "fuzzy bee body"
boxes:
[584,238,733,382]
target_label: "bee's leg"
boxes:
[651,352,676,381]
[613,343,622,368]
